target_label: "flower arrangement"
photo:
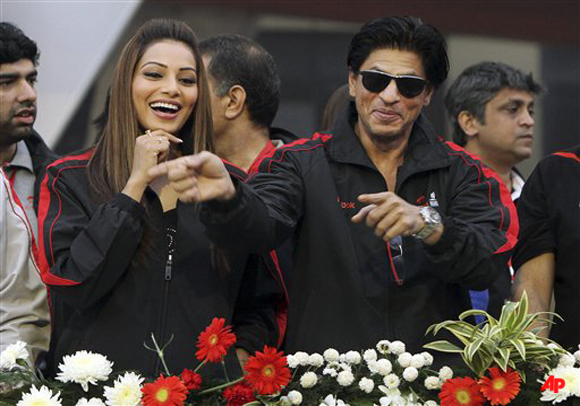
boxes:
[2,296,580,406]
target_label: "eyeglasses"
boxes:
[360,70,428,98]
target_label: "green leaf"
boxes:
[509,338,526,361]
[465,336,487,362]
[423,340,463,353]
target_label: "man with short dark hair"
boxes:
[445,62,543,318]
[199,34,295,173]
[0,22,53,364]
[152,16,517,354]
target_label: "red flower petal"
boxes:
[142,375,189,406]
[439,376,486,406]
[180,368,202,391]
[222,381,256,406]
[196,317,237,363]
[479,367,521,405]
[243,346,290,395]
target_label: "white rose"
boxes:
[376,340,391,354]
[323,348,340,363]
[359,377,375,393]
[403,367,419,382]
[300,371,318,388]
[397,352,412,368]
[574,350,580,365]
[424,376,442,390]
[421,352,434,367]
[364,349,378,362]
[559,353,576,368]
[376,359,393,376]
[438,366,453,381]
[288,390,303,405]
[75,398,105,406]
[410,354,426,369]
[337,370,355,386]
[287,355,300,369]
[345,351,362,365]
[383,373,400,389]
[389,341,406,355]
[294,351,310,366]
[309,353,324,368]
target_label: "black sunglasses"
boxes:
[360,70,428,98]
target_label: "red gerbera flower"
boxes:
[243,345,291,395]
[196,317,236,363]
[180,368,202,391]
[439,376,486,406]
[142,375,189,406]
[222,381,256,406]
[479,367,522,405]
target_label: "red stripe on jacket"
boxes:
[445,141,518,254]
[37,151,93,286]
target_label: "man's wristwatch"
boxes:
[412,206,442,240]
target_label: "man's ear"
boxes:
[224,85,246,120]
[457,111,480,137]
[423,85,434,106]
[348,70,357,98]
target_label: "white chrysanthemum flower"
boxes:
[554,366,580,396]
[558,353,576,368]
[337,370,355,386]
[421,352,434,367]
[308,353,324,367]
[293,351,310,366]
[376,340,391,354]
[383,373,400,389]
[288,390,303,405]
[320,394,349,406]
[389,341,406,355]
[367,360,379,375]
[364,349,378,362]
[438,366,453,381]
[323,348,340,363]
[574,350,580,365]
[103,371,143,406]
[375,359,393,376]
[300,371,318,388]
[279,396,292,406]
[410,354,425,369]
[397,352,412,368]
[17,385,62,406]
[403,367,419,382]
[287,354,299,369]
[56,350,113,392]
[359,377,375,393]
[424,376,442,390]
[0,341,30,369]
[323,367,338,377]
[75,398,105,406]
[338,362,352,372]
[345,350,362,365]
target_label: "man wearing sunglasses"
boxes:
[445,62,543,320]
[151,16,517,357]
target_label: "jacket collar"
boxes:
[328,102,452,177]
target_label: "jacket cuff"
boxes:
[423,214,455,258]
[201,177,247,221]
[112,193,146,218]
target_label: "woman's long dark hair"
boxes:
[87,19,215,266]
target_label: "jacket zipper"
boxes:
[154,253,172,374]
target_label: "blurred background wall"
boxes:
[2,0,579,176]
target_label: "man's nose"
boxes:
[18,80,37,103]
[378,79,400,103]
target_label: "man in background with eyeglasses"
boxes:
[445,62,543,320]
[151,16,517,356]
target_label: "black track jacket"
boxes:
[201,110,518,355]
[37,151,280,378]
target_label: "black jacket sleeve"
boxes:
[421,158,517,290]
[38,164,145,310]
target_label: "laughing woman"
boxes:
[37,19,279,378]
